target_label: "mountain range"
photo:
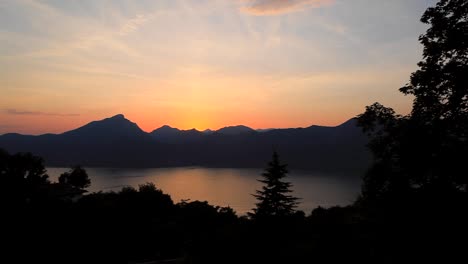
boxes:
[0,114,371,171]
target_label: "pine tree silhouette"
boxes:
[250,151,299,219]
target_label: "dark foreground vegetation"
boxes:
[1,0,467,263]
[1,148,466,264]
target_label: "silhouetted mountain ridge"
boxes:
[216,125,255,135]
[62,114,146,139]
[152,125,180,134]
[0,115,371,171]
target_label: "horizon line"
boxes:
[0,113,357,136]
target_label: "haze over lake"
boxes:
[47,167,361,214]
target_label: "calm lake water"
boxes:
[47,167,362,215]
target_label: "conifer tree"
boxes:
[250,151,299,219]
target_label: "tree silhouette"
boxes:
[59,165,91,190]
[6,152,49,185]
[0,150,50,205]
[358,0,468,200]
[250,151,299,219]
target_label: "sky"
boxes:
[0,0,438,134]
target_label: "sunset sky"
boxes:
[1,0,437,134]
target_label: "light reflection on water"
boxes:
[47,167,361,215]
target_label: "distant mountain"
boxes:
[150,125,181,141]
[256,128,275,133]
[202,129,214,134]
[63,114,147,139]
[0,114,154,167]
[150,126,203,143]
[216,125,255,135]
[0,115,371,171]
[152,125,180,134]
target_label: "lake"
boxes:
[47,167,362,215]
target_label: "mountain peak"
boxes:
[62,113,145,138]
[150,125,202,142]
[216,125,255,135]
[109,114,125,120]
[336,118,358,128]
[152,125,180,133]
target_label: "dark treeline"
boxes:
[0,149,364,264]
[353,0,468,262]
[1,0,467,263]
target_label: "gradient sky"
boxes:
[1,0,437,134]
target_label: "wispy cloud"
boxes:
[5,109,80,117]
[2,0,155,60]
[240,0,333,15]
[119,14,155,36]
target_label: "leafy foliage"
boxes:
[401,0,468,123]
[0,149,49,204]
[358,0,468,201]
[59,165,91,190]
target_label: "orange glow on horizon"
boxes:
[0,111,355,135]
[0,1,421,136]
[126,111,351,133]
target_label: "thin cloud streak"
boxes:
[240,0,333,15]
[3,0,152,60]
[5,109,80,117]
[0,0,432,134]
[119,14,155,36]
